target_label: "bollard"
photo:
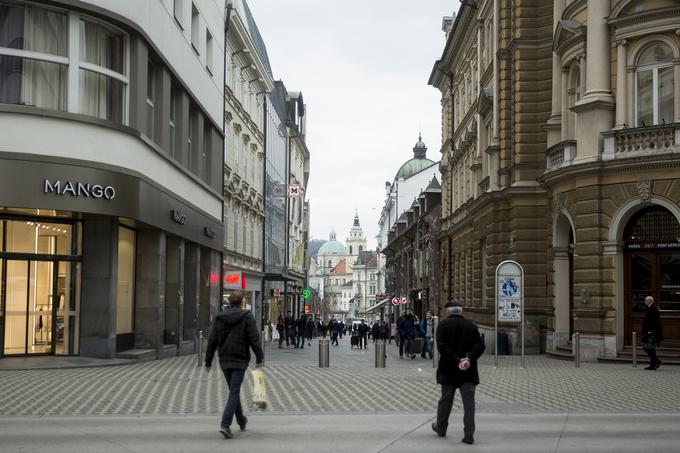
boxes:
[433,316,440,369]
[319,339,330,368]
[196,330,203,367]
[574,332,580,368]
[632,331,637,368]
[375,341,386,368]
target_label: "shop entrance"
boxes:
[1,259,73,355]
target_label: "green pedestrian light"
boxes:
[302,289,311,299]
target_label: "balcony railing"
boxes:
[546,140,577,170]
[602,123,680,160]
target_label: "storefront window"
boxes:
[4,220,72,255]
[116,226,135,334]
[660,254,680,311]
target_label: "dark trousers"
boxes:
[436,382,476,438]
[331,332,339,345]
[359,334,368,348]
[644,346,661,367]
[296,333,305,348]
[277,328,284,346]
[220,368,246,429]
[421,336,433,358]
[399,335,413,356]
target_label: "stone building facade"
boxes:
[429,0,554,353]
[541,0,680,360]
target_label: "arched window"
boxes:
[349,246,353,254]
[624,206,680,243]
[328,260,331,268]
[359,246,363,252]
[636,42,674,126]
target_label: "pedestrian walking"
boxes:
[432,301,485,445]
[329,318,340,345]
[276,314,285,349]
[295,312,307,349]
[642,295,663,370]
[305,315,314,346]
[397,309,417,359]
[379,320,389,342]
[420,310,434,359]
[371,321,380,343]
[205,294,264,439]
[358,319,370,349]
[284,311,295,347]
[339,321,345,338]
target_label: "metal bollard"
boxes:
[632,331,637,368]
[433,316,440,369]
[375,341,386,368]
[196,330,203,367]
[574,332,580,368]
[319,339,330,368]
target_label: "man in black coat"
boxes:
[357,319,370,349]
[642,295,663,370]
[205,295,264,439]
[432,301,485,445]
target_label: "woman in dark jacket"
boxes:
[642,295,663,370]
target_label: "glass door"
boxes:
[3,260,29,355]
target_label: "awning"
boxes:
[365,299,389,313]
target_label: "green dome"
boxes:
[318,232,346,255]
[396,134,435,179]
[396,157,435,179]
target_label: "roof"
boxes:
[236,0,273,77]
[396,135,435,179]
[355,250,376,266]
[329,259,347,275]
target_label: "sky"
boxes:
[247,0,457,249]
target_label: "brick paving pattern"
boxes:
[0,337,678,416]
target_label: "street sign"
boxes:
[302,289,311,299]
[305,305,310,314]
[288,184,301,198]
[494,260,525,368]
[391,297,399,306]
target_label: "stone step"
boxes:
[545,349,574,361]
[115,348,157,361]
[597,355,680,366]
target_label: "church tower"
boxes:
[346,212,367,257]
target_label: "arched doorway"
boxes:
[624,206,680,346]
[553,212,575,347]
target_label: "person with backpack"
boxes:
[205,295,263,439]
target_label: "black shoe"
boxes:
[644,365,654,370]
[462,435,474,445]
[219,427,233,439]
[654,361,662,370]
[238,416,247,431]
[431,422,445,437]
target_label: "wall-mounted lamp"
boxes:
[249,77,264,84]
[581,287,591,304]
[232,48,250,56]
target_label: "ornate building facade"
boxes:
[429,0,554,353]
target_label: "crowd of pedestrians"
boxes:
[274,312,350,349]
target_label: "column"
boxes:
[615,40,628,129]
[675,64,680,123]
[584,0,612,100]
[164,237,185,350]
[561,67,569,141]
[134,230,166,355]
[547,0,566,146]
[80,216,119,358]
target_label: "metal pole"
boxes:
[433,316,440,369]
[632,331,637,368]
[521,271,525,369]
[319,338,329,368]
[375,340,386,368]
[574,332,580,368]
[196,330,203,367]
[494,273,498,369]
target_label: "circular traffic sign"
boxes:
[391,297,399,306]
[302,289,311,299]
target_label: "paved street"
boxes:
[1,336,679,452]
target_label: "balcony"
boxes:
[546,140,577,170]
[602,123,680,160]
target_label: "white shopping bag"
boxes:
[250,368,268,411]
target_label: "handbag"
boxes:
[250,368,268,411]
[641,332,657,349]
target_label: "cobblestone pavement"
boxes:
[0,335,678,416]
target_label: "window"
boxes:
[636,43,674,126]
[173,0,184,28]
[206,30,213,74]
[190,3,199,54]
[233,218,238,251]
[202,124,211,184]
[223,122,228,163]
[223,202,228,248]
[116,226,136,334]
[242,224,246,254]
[79,18,127,123]
[169,83,178,157]
[188,103,198,171]
[0,3,68,111]
[145,61,155,140]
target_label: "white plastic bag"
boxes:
[250,368,268,411]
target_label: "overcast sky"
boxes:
[247,0,457,249]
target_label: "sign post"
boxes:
[494,260,525,368]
